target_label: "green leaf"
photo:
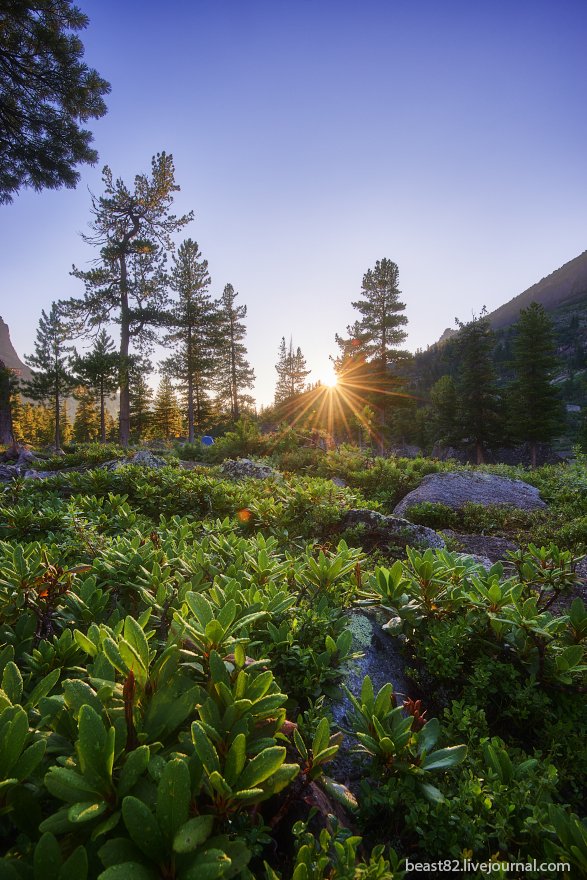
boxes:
[192,722,220,774]
[33,832,61,880]
[76,704,110,787]
[0,706,28,776]
[68,800,108,824]
[312,718,330,757]
[224,733,246,786]
[45,767,102,803]
[74,630,98,657]
[173,815,215,853]
[63,679,103,718]
[419,782,445,803]
[320,777,358,811]
[293,728,308,763]
[121,797,165,862]
[2,663,23,705]
[204,620,225,646]
[208,770,232,799]
[118,745,150,797]
[98,864,158,880]
[25,668,60,709]
[421,744,467,771]
[181,848,232,880]
[12,738,46,780]
[156,758,191,844]
[237,747,286,790]
[417,718,440,755]
[124,616,150,670]
[58,845,88,880]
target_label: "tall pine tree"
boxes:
[66,153,192,445]
[507,302,564,467]
[456,310,501,464]
[161,239,215,441]
[214,284,255,419]
[23,304,76,451]
[128,357,154,442]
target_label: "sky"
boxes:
[2,0,587,407]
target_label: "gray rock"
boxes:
[102,450,168,471]
[431,443,468,463]
[388,444,422,459]
[330,477,347,488]
[442,530,519,564]
[220,458,282,481]
[342,508,445,550]
[329,608,412,784]
[394,471,546,518]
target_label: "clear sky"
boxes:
[2,0,587,406]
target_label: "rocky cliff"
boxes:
[0,317,32,381]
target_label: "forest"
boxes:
[1,3,586,879]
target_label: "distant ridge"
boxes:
[0,317,32,381]
[486,249,587,330]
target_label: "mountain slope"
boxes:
[486,250,587,330]
[0,317,32,381]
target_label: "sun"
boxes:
[323,375,338,388]
[320,366,338,388]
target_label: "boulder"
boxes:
[442,530,519,565]
[394,471,546,518]
[342,508,445,551]
[220,458,282,481]
[102,450,168,471]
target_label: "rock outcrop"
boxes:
[394,472,546,517]
[342,508,445,550]
[220,458,282,481]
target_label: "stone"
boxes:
[329,608,412,785]
[102,450,168,471]
[442,530,519,565]
[342,508,445,550]
[393,471,547,518]
[220,458,282,481]
[330,477,347,487]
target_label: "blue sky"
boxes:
[2,0,587,405]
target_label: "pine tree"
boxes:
[507,302,564,467]
[23,304,76,450]
[214,284,255,419]
[335,260,409,447]
[151,376,183,440]
[336,259,408,368]
[456,310,502,464]
[71,330,119,442]
[73,386,100,442]
[0,1,110,204]
[162,239,215,441]
[129,358,154,442]
[429,375,460,445]
[274,337,311,404]
[66,153,192,445]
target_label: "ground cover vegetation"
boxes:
[0,438,585,878]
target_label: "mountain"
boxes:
[0,317,32,381]
[485,250,587,330]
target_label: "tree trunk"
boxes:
[476,441,485,465]
[54,387,61,451]
[100,377,106,443]
[230,317,239,420]
[531,441,537,469]
[187,326,194,443]
[119,258,131,446]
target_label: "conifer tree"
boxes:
[23,304,76,450]
[274,336,311,404]
[71,330,119,442]
[429,375,460,445]
[214,284,255,419]
[456,310,501,464]
[151,375,183,440]
[161,239,215,441]
[129,358,154,442]
[66,153,192,445]
[336,259,408,367]
[507,302,564,467]
[0,0,110,204]
[73,386,100,442]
